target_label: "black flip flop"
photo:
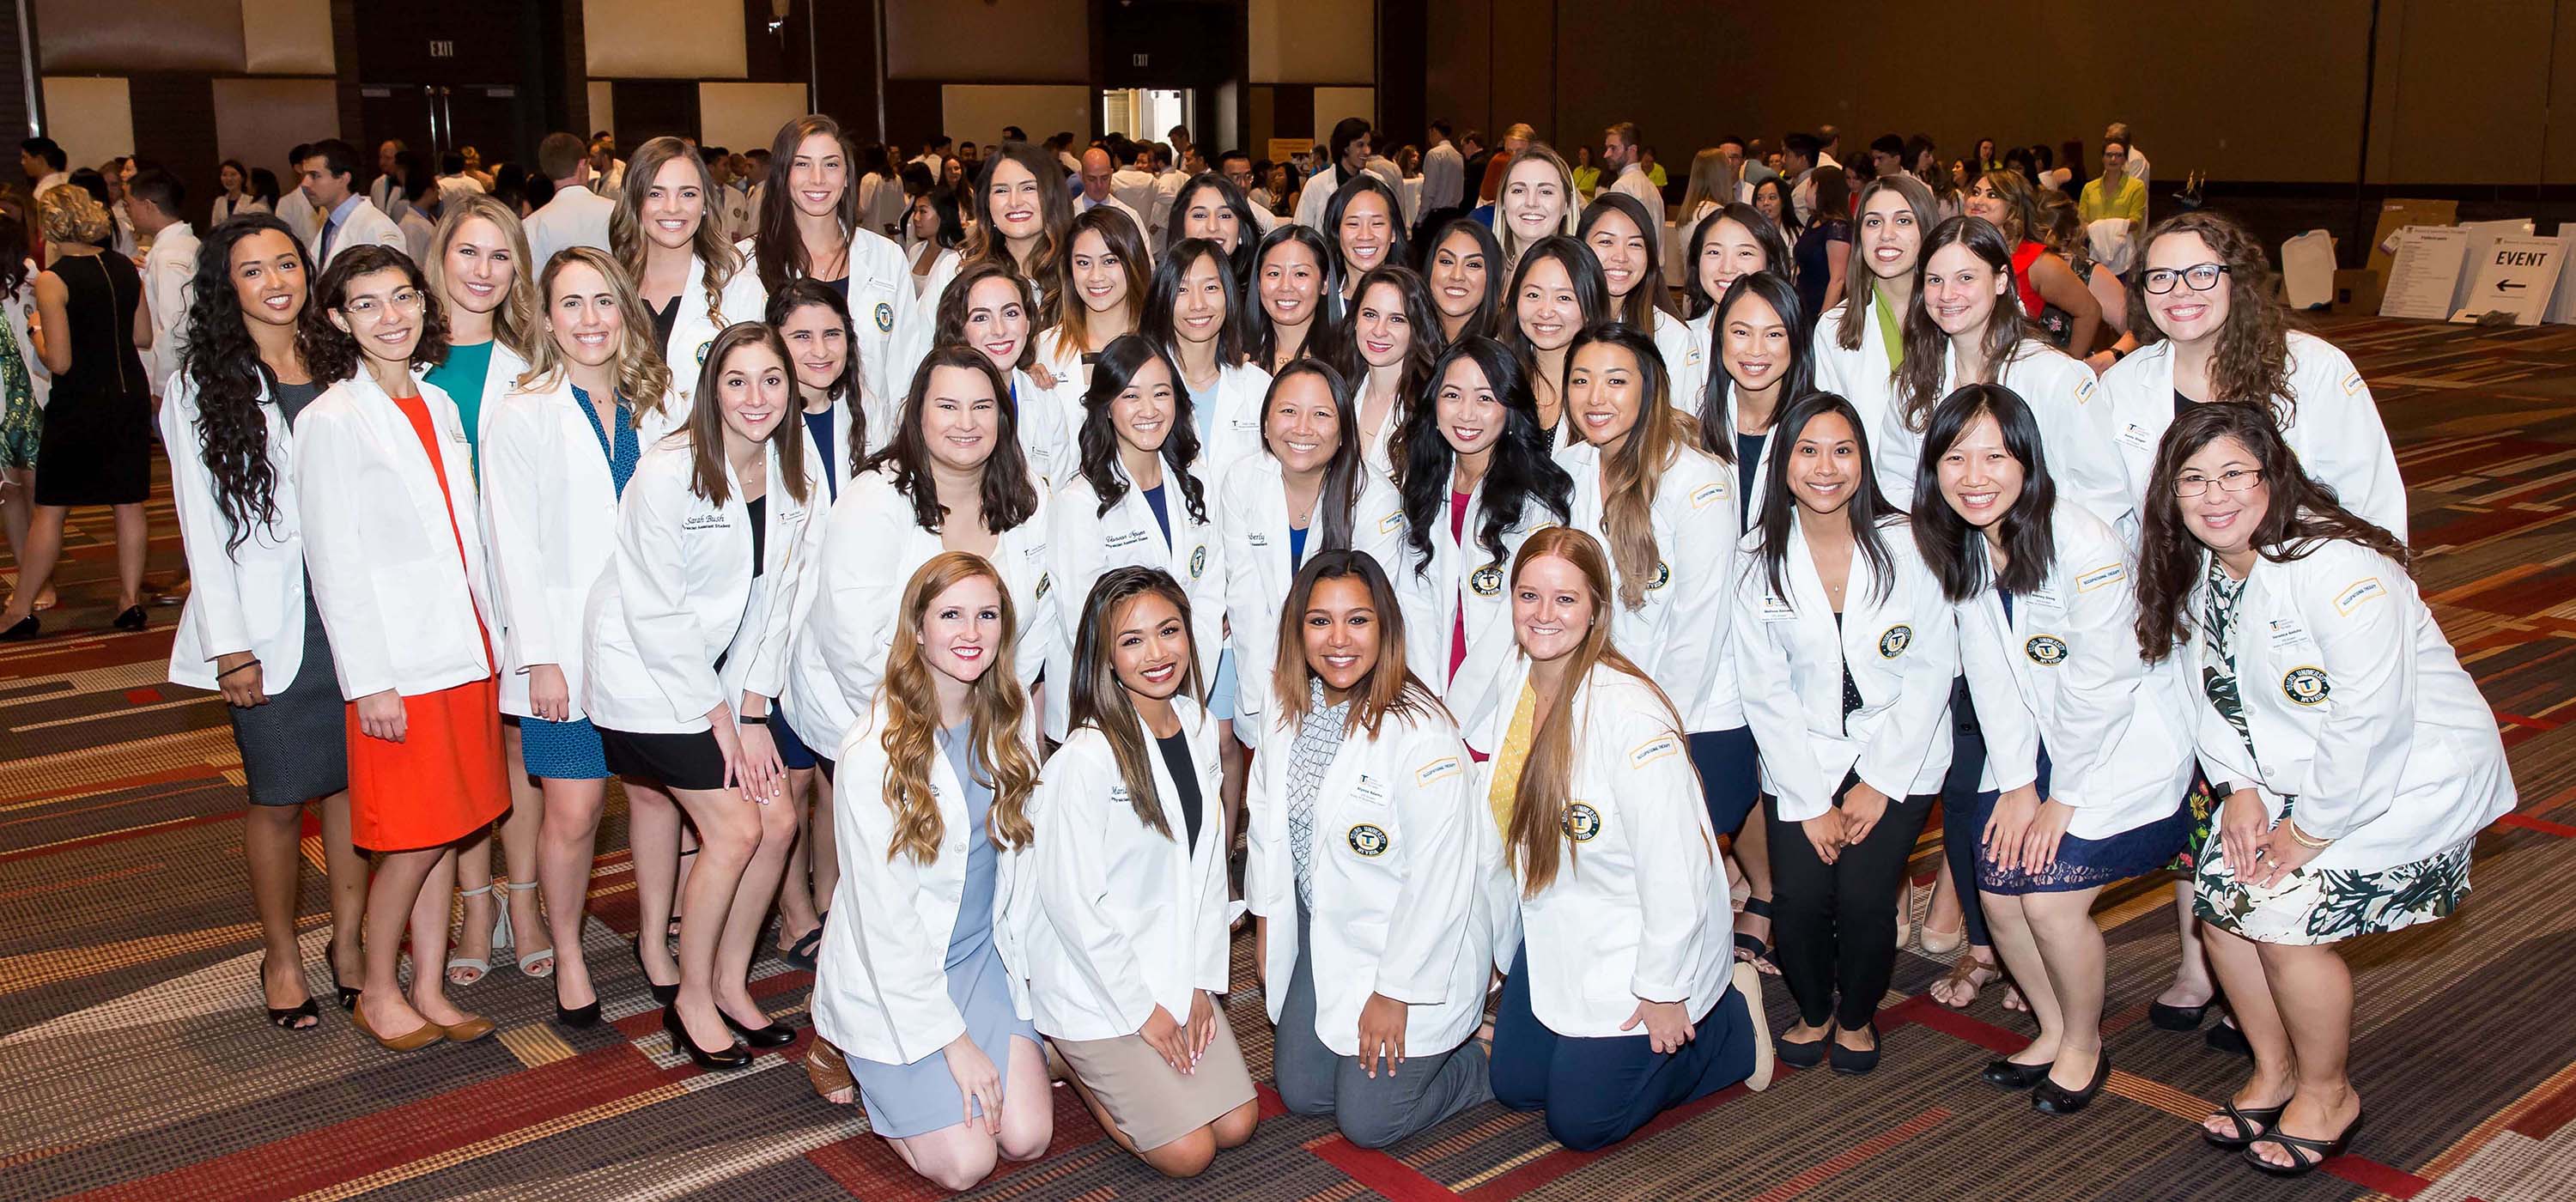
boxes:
[2245,1109,2363,1176]
[781,915,827,973]
[2202,1102,2287,1149]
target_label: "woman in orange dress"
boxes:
[292,244,511,1052]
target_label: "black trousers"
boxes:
[1765,770,1936,1030]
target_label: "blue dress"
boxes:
[517,385,636,781]
[849,719,1042,1138]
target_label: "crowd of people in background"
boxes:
[0,102,2517,1190]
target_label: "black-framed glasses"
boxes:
[2172,467,2263,497]
[2143,263,2228,294]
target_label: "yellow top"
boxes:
[2078,173,2146,226]
[1486,682,1540,836]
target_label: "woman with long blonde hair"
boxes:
[421,189,548,989]
[612,137,768,408]
[480,246,683,1026]
[806,552,1053,1190]
[1494,143,1581,272]
[1479,526,1768,1150]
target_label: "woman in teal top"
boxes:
[422,193,541,474]
[420,191,549,987]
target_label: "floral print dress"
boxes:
[2190,556,2473,945]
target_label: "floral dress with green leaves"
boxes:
[0,288,36,470]
[2190,556,2473,945]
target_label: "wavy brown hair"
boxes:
[934,258,1041,372]
[1895,216,2026,434]
[1042,206,1151,360]
[683,321,811,507]
[1567,324,1695,610]
[521,246,675,428]
[2126,210,2296,420]
[866,343,1039,534]
[1270,549,1445,737]
[876,552,1040,863]
[2132,401,2409,664]
[611,137,742,337]
[1067,566,1205,839]
[1832,173,1935,351]
[1503,526,1684,895]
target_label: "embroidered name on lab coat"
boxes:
[1350,774,1391,806]
[2341,371,2364,396]
[1630,734,1680,768]
[2074,377,2097,404]
[1248,531,1269,547]
[2075,562,2125,593]
[682,512,731,531]
[2334,577,2386,616]
[1378,510,1404,536]
[2117,422,2152,449]
[1346,823,1390,856]
[1759,593,1797,622]
[2267,618,2309,649]
[1563,803,1603,841]
[2026,634,2069,665]
[1878,624,1913,658]
[2282,666,2330,706]
[1414,756,1462,786]
[1104,529,1150,549]
[1690,481,1727,510]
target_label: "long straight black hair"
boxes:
[1910,383,2058,602]
[1141,237,1249,368]
[1077,332,1208,525]
[1321,170,1412,294]
[1682,203,1794,319]
[1695,269,1810,464]
[1753,391,1901,607]
[1160,170,1264,289]
[1396,336,1575,576]
[1248,223,1338,367]
[1265,358,1364,552]
[1577,191,1674,326]
[1419,216,1504,342]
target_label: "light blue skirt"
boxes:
[847,937,1042,1138]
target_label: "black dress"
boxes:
[32,252,149,506]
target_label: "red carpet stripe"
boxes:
[1742,1107,1951,1202]
[1305,1133,1460,1201]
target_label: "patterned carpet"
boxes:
[5,313,2574,1201]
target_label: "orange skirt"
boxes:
[344,673,510,852]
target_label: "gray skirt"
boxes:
[226,586,349,806]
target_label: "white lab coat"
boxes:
[1190,361,1275,473]
[2098,332,2408,543]
[1672,310,1715,416]
[2184,538,2514,872]
[1873,338,2127,530]
[1810,288,1902,439]
[1021,697,1233,1040]
[522,184,615,275]
[810,697,1041,1065]
[478,374,684,718]
[655,254,771,409]
[161,371,314,690]
[1395,477,1562,742]
[1731,513,1958,822]
[292,371,495,701]
[778,468,1057,762]
[1956,501,2196,839]
[1046,459,1227,740]
[732,228,927,408]
[1006,367,1077,487]
[1557,440,1744,732]
[580,434,823,733]
[1473,660,1735,1035]
[1246,702,1490,1056]
[1215,455,1410,746]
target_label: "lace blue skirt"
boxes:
[1971,790,2194,895]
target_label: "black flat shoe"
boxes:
[720,1007,795,1048]
[2245,1108,2363,1176]
[555,980,601,1029]
[111,605,147,631]
[2206,1017,2251,1058]
[0,614,36,641]
[1979,1058,2053,1090]
[661,1005,751,1070]
[2148,999,2213,1030]
[1828,1023,1881,1075]
[631,937,678,1006]
[2032,1052,2111,1114]
[1776,1029,1830,1069]
[2203,1101,2288,1149]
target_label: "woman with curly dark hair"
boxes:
[2099,209,2409,1047]
[292,243,508,1053]
[156,214,368,1030]
[2131,401,2510,1175]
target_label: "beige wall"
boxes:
[700,82,810,158]
[1424,0,2576,186]
[888,0,1087,83]
[1314,87,1375,143]
[40,77,133,175]
[240,0,332,75]
[1250,0,1373,85]
[588,82,617,139]
[584,0,746,79]
[943,85,1093,151]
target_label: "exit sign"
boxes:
[429,39,455,58]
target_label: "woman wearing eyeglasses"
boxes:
[2133,402,2509,1176]
[2096,209,2410,1059]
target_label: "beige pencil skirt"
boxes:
[1051,1009,1258,1150]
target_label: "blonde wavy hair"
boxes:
[519,246,675,428]
[423,191,542,360]
[878,552,1040,864]
[611,136,743,337]
[1497,143,1581,269]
